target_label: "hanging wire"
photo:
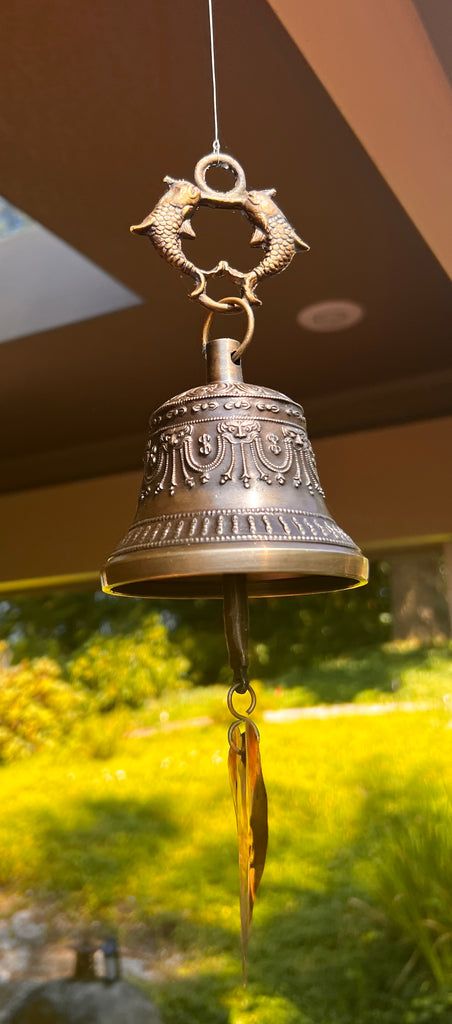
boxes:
[208,0,221,153]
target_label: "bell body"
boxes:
[102,339,368,598]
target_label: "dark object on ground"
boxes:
[72,941,97,982]
[0,979,161,1023]
[100,937,121,984]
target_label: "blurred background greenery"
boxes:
[0,559,452,1022]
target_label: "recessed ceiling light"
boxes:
[297,299,365,332]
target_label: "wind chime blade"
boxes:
[246,722,268,903]
[228,725,249,976]
[228,720,268,979]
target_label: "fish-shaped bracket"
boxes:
[130,151,309,311]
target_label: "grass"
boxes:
[1,691,452,1022]
[277,640,452,705]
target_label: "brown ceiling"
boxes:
[414,0,452,85]
[1,0,451,493]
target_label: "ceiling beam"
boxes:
[268,0,452,278]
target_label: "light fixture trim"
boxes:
[297,299,365,333]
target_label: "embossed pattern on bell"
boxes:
[102,338,368,599]
[115,508,355,554]
[139,388,322,501]
[130,380,323,509]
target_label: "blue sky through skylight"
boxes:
[0,197,141,344]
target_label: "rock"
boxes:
[0,984,36,1016]
[121,956,148,979]
[10,913,46,945]
[0,924,14,953]
[0,979,161,1023]
[0,951,30,984]
[120,957,161,982]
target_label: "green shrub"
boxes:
[396,643,452,703]
[231,993,312,1023]
[69,611,190,711]
[404,992,452,1023]
[0,643,81,762]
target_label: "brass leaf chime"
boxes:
[101,147,368,971]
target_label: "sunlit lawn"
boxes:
[1,704,452,1023]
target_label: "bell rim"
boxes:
[101,543,369,599]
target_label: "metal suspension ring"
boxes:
[228,719,261,756]
[202,296,254,361]
[194,152,247,200]
[197,292,242,314]
[227,682,260,755]
[227,681,257,719]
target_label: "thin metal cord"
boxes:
[208,0,220,153]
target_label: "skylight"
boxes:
[0,197,141,344]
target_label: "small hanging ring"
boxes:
[202,296,254,361]
[228,719,261,756]
[194,152,247,201]
[227,682,257,720]
[198,293,239,314]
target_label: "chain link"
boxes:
[202,296,255,360]
[227,683,260,754]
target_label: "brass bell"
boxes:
[101,336,368,599]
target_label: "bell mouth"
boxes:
[101,544,369,599]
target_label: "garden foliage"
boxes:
[0,570,452,1016]
[0,642,80,762]
[0,707,451,1020]
[0,560,391,685]
[68,611,190,711]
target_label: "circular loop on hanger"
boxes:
[194,152,247,200]
[227,682,257,720]
[198,293,238,314]
[202,296,254,360]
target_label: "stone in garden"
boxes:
[0,924,13,952]
[121,955,151,980]
[0,979,161,1023]
[11,912,46,944]
[0,950,30,984]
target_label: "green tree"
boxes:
[69,611,190,711]
[0,588,145,664]
[170,561,391,683]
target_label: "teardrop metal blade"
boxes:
[228,721,268,981]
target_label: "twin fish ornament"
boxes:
[130,151,309,308]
